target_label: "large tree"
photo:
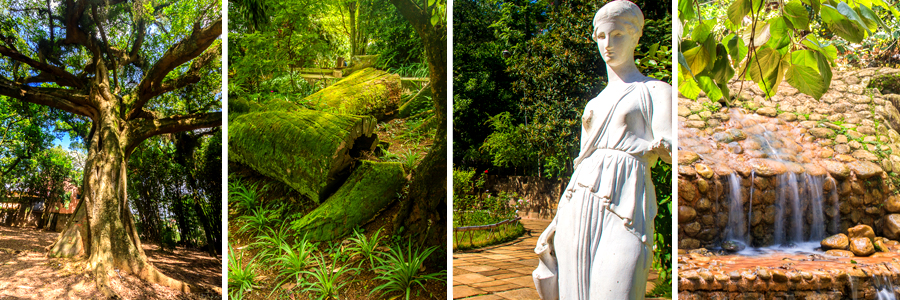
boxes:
[0,0,221,296]
[388,0,447,248]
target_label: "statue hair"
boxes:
[592,1,644,41]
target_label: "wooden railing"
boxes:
[453,216,522,248]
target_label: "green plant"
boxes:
[347,227,385,268]
[269,235,318,298]
[229,178,260,214]
[300,252,358,300]
[228,247,260,300]
[678,0,897,103]
[371,241,446,300]
[248,221,290,262]
[237,208,277,237]
[400,148,422,171]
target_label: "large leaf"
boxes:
[683,43,711,76]
[678,51,695,78]
[766,17,792,51]
[802,35,838,62]
[692,21,714,43]
[821,4,865,42]
[745,46,787,97]
[786,50,829,99]
[679,76,702,100]
[680,0,696,22]
[697,76,724,101]
[838,2,872,35]
[728,0,752,26]
[742,23,771,47]
[857,4,887,32]
[725,34,748,69]
[784,0,811,31]
[711,44,735,82]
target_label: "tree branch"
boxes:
[126,111,222,155]
[132,18,222,119]
[0,45,85,88]
[126,43,220,120]
[0,77,95,118]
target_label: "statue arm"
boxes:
[648,81,673,164]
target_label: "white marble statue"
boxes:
[533,1,673,299]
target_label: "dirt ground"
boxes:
[0,225,222,300]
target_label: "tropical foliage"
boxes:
[678,0,898,103]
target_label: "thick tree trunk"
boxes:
[389,0,447,249]
[47,95,196,297]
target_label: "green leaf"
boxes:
[697,76,724,101]
[711,44,735,83]
[784,0,810,31]
[802,35,838,62]
[728,0,752,26]
[725,34,747,69]
[786,51,828,99]
[801,0,821,15]
[820,4,865,43]
[718,82,733,105]
[766,17,792,50]
[679,76,702,100]
[838,2,872,35]
[692,21,713,43]
[683,43,711,76]
[745,46,787,97]
[857,4,887,32]
[678,51,695,78]
[680,0,696,22]
[742,23,771,47]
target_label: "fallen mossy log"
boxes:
[304,68,401,121]
[229,109,378,202]
[290,160,406,241]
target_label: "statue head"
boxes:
[592,1,644,67]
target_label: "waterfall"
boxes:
[828,177,841,235]
[874,275,897,300]
[805,174,826,241]
[725,173,746,244]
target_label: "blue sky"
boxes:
[52,134,72,150]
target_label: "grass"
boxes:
[300,250,359,300]
[453,222,526,251]
[269,236,318,297]
[228,247,261,300]
[371,242,446,300]
[346,227,384,268]
[229,178,261,214]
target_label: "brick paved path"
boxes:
[452,218,668,299]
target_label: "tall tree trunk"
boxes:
[389,0,447,249]
[47,90,197,296]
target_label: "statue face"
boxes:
[593,21,636,68]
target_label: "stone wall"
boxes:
[678,68,900,249]
[482,175,566,219]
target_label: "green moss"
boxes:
[290,160,406,241]
[228,109,377,203]
[303,68,401,120]
[869,73,900,94]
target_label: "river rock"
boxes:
[885,214,900,240]
[803,164,827,176]
[756,107,777,117]
[722,240,747,252]
[749,159,788,176]
[848,160,883,179]
[834,144,851,154]
[858,125,877,135]
[679,151,701,165]
[713,132,734,143]
[825,249,855,257]
[678,105,691,117]
[836,135,849,144]
[851,150,879,161]
[887,195,900,213]
[875,239,888,252]
[848,224,876,241]
[809,128,836,139]
[679,165,697,176]
[695,163,713,179]
[685,120,706,128]
[850,237,875,256]
[821,233,849,250]
[819,160,850,178]
[679,179,698,202]
[728,129,747,141]
[778,112,797,122]
[679,206,697,222]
